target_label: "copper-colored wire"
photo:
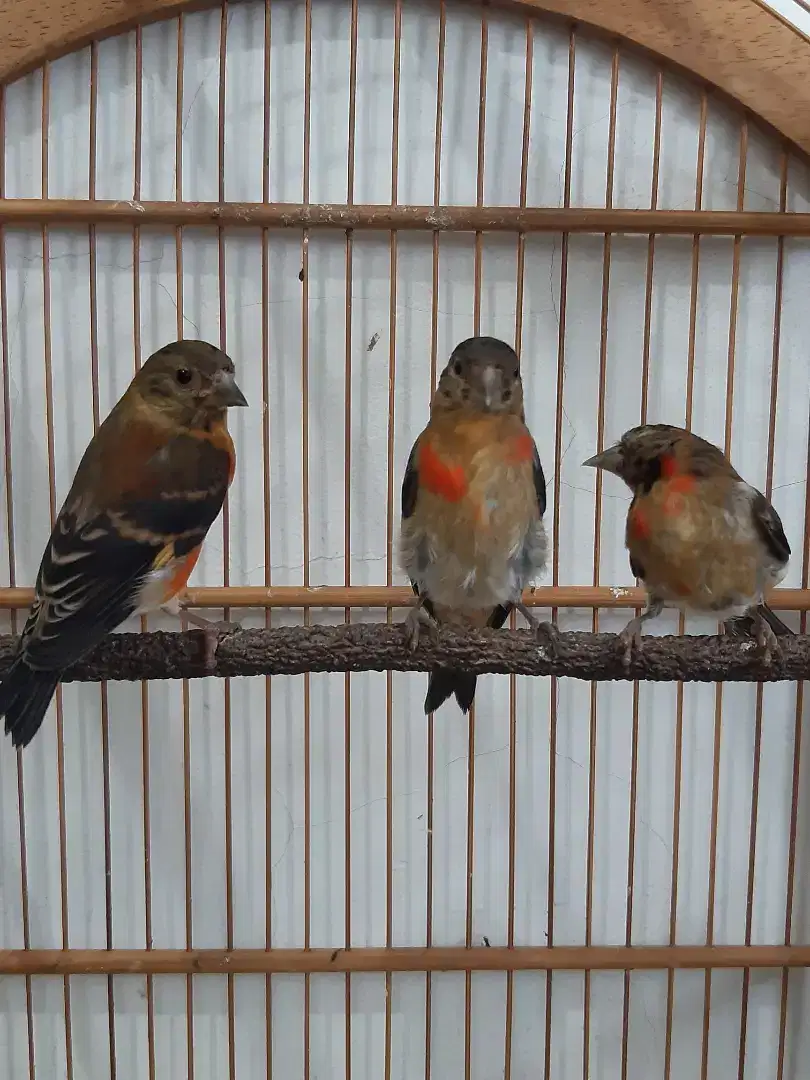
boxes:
[504,16,533,1080]
[462,11,488,1080]
[699,113,748,1080]
[343,0,358,1071]
[215,7,236,1078]
[0,80,35,1080]
[171,16,194,1080]
[583,45,619,1080]
[130,24,156,1080]
[424,6,446,1078]
[663,87,707,1080]
[620,65,663,1080]
[384,4,402,1079]
[261,1,273,1071]
[301,3,312,1076]
[343,10,358,1079]
[544,27,575,1077]
[40,59,74,1080]
[87,38,116,1080]
[737,143,787,1080]
[776,224,810,1078]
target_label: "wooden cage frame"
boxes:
[1,1,810,1077]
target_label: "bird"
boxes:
[399,335,557,715]
[582,423,792,664]
[0,339,248,749]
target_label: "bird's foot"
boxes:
[515,603,559,659]
[755,615,780,666]
[404,603,439,652]
[617,618,645,669]
[176,608,240,671]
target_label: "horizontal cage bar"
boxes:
[0,200,808,235]
[0,585,807,610]
[1,945,809,975]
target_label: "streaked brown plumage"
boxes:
[400,336,556,714]
[583,423,792,663]
[0,339,248,748]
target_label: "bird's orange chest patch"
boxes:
[627,455,698,540]
[505,431,535,465]
[418,440,468,503]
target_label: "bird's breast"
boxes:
[627,479,783,611]
[401,432,545,610]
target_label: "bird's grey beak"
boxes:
[214,370,248,408]
[582,443,622,474]
[481,365,499,409]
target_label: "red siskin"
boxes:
[583,423,792,663]
[0,339,247,748]
[400,335,556,714]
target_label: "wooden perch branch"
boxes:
[0,625,808,683]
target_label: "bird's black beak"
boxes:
[214,370,248,408]
[582,443,623,475]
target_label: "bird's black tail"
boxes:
[424,668,477,715]
[725,602,794,639]
[0,657,60,748]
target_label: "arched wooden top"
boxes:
[0,0,808,154]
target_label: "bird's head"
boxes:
[582,423,731,492]
[433,336,524,416]
[135,340,248,426]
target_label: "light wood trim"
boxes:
[0,944,808,975]
[0,585,806,610]
[0,201,807,233]
[0,1,808,154]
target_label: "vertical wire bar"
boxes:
[776,162,810,1072]
[41,60,75,1080]
[544,27,576,1078]
[464,10,488,1080]
[131,25,156,1080]
[385,4,402,1079]
[261,1,273,1073]
[216,7,236,1079]
[737,143,787,1080]
[301,2,312,1076]
[172,17,195,1080]
[344,0,358,1071]
[504,16,533,1080]
[425,6,445,1079]
[700,114,748,1080]
[620,66,663,1080]
[0,80,36,1080]
[583,45,619,1080]
[87,39,117,1080]
[663,87,707,1080]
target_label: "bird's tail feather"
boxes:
[424,668,477,715]
[725,602,794,639]
[0,658,60,748]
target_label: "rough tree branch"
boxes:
[0,626,807,683]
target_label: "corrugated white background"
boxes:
[0,1,810,1077]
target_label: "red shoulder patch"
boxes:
[506,431,535,464]
[628,503,651,540]
[419,441,467,503]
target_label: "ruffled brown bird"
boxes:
[583,423,792,664]
[0,339,248,748]
[399,335,557,714]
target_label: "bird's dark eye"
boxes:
[176,368,192,385]
[502,388,512,402]
[452,361,463,376]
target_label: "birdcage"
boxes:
[1,0,810,1076]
